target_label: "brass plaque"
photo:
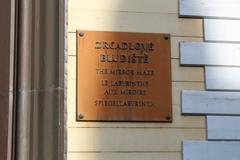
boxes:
[77,31,172,122]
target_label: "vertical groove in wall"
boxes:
[15,0,32,159]
[0,0,15,160]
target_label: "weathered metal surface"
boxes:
[182,90,240,115]
[77,31,172,121]
[179,0,240,19]
[204,19,240,42]
[183,141,240,160]
[205,67,240,90]
[180,42,240,66]
[207,116,240,140]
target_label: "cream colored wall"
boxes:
[67,0,205,159]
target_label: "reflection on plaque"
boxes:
[76,31,172,122]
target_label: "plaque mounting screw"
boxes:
[164,35,169,40]
[79,32,84,37]
[166,114,171,121]
[78,113,84,119]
